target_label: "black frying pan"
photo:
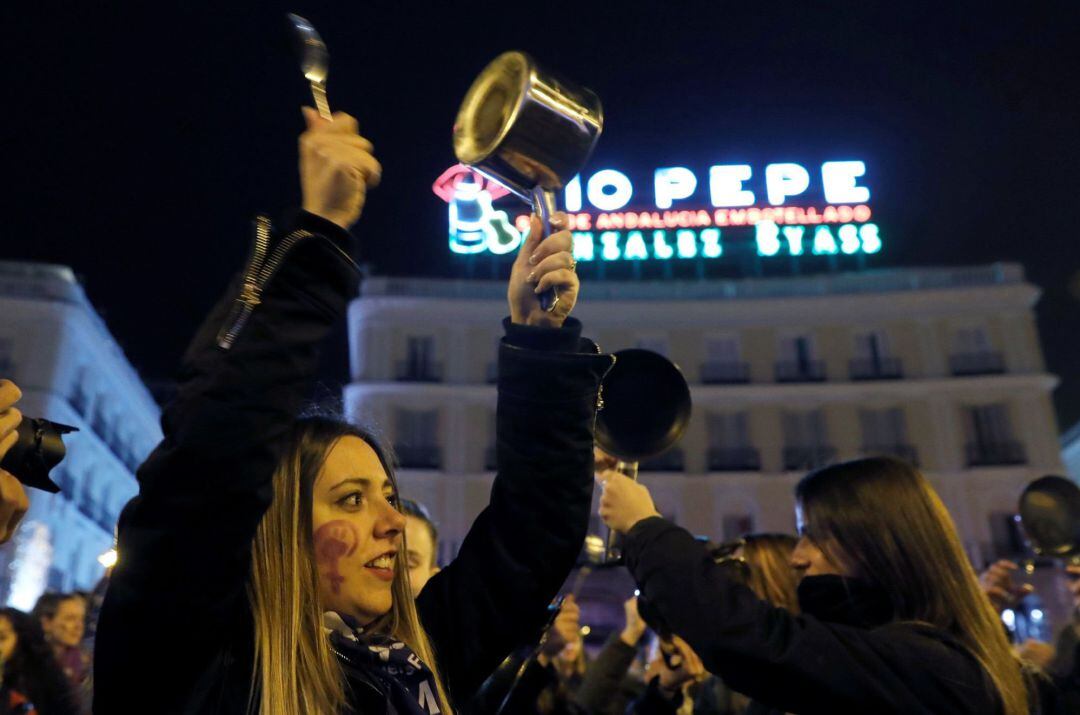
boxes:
[1018,475,1080,558]
[595,349,692,463]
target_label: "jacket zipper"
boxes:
[216,217,315,349]
[595,343,614,413]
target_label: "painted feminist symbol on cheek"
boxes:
[314,520,359,595]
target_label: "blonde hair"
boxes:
[740,533,800,614]
[796,457,1028,715]
[248,417,452,714]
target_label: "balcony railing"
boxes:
[394,445,442,470]
[775,360,827,383]
[701,361,750,384]
[949,352,1006,376]
[849,357,904,380]
[394,360,444,383]
[707,447,762,471]
[965,441,1027,467]
[638,449,685,472]
[783,445,838,471]
[861,443,919,466]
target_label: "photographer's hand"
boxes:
[299,107,382,230]
[508,213,579,327]
[0,381,29,544]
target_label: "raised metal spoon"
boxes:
[286,13,331,119]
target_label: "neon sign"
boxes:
[434,166,523,255]
[564,224,881,263]
[433,160,881,261]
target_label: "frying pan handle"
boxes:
[605,460,640,563]
[530,187,560,313]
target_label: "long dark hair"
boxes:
[794,457,1026,715]
[0,608,79,715]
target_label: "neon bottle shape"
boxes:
[449,181,492,254]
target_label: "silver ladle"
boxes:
[287,13,331,120]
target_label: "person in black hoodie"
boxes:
[598,456,1042,715]
[94,107,612,714]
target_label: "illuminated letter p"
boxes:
[654,167,698,209]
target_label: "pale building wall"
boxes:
[346,265,1062,578]
[0,262,161,606]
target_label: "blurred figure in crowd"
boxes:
[0,608,79,715]
[489,594,587,715]
[400,499,441,597]
[33,594,87,694]
[27,598,59,642]
[574,596,648,715]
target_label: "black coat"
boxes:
[93,212,612,714]
[623,517,1003,715]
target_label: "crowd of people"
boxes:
[0,107,1078,713]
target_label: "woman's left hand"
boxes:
[508,213,578,327]
[597,469,661,534]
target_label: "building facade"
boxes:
[1062,422,1080,481]
[346,264,1063,575]
[0,261,161,609]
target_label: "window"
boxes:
[952,326,993,355]
[394,409,441,469]
[776,334,825,382]
[964,404,1025,466]
[397,336,441,382]
[706,336,741,363]
[859,408,917,464]
[706,412,760,470]
[851,331,902,379]
[783,410,828,447]
[702,336,748,384]
[950,326,1004,375]
[782,410,835,470]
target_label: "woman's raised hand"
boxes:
[508,213,579,327]
[299,107,382,230]
[597,469,660,534]
[977,560,1034,613]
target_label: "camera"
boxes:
[0,417,76,493]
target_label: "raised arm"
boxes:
[623,516,993,714]
[598,472,996,714]
[94,110,377,712]
[416,214,614,705]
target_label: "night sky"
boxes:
[8,3,1080,425]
